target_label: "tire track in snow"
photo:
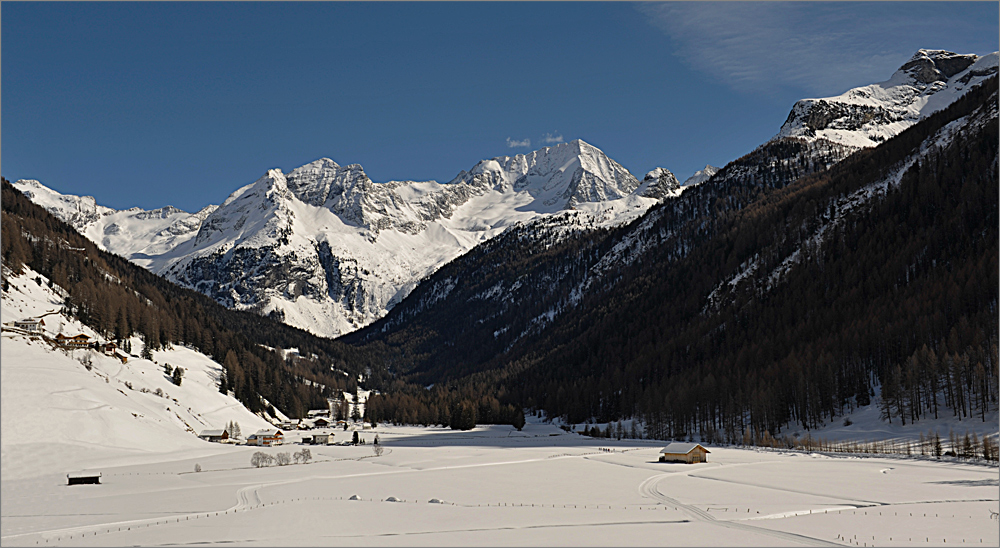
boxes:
[639,473,843,547]
[687,472,884,506]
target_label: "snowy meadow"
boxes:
[2,423,998,547]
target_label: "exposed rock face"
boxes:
[637,168,681,200]
[900,50,976,84]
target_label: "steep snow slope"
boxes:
[16,140,671,338]
[1,266,273,480]
[776,49,998,148]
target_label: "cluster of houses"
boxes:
[197,405,358,446]
[3,317,129,363]
[197,427,340,446]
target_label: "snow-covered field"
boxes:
[1,423,997,547]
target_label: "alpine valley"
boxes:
[6,49,999,441]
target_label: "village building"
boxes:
[13,318,44,332]
[311,433,331,445]
[198,429,230,443]
[659,442,710,464]
[247,429,283,446]
[312,417,330,428]
[55,333,91,348]
[96,341,118,355]
[307,409,329,418]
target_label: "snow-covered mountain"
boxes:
[15,140,677,338]
[12,180,217,270]
[682,165,719,187]
[776,49,998,148]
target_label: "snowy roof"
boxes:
[253,429,282,436]
[67,471,101,478]
[660,442,710,454]
[199,429,226,437]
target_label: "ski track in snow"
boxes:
[638,473,843,547]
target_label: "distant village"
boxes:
[4,314,375,449]
[198,403,374,447]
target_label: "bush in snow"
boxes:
[251,451,273,468]
[275,452,291,466]
[373,445,384,457]
[294,448,312,464]
[194,463,202,473]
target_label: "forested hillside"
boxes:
[1,180,372,417]
[355,77,998,439]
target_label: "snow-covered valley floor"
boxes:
[1,423,997,547]
[2,268,997,546]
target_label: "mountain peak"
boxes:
[899,49,978,84]
[637,167,681,200]
[683,165,719,187]
[775,48,998,148]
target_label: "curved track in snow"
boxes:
[638,473,844,547]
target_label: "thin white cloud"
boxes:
[541,132,564,145]
[637,2,991,96]
[507,137,531,148]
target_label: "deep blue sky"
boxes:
[3,2,998,212]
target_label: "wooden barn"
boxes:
[659,442,710,464]
[67,472,101,485]
[198,429,229,443]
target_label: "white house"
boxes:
[13,318,44,333]
[247,429,283,446]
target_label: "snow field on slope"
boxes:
[0,424,995,547]
[1,267,273,481]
